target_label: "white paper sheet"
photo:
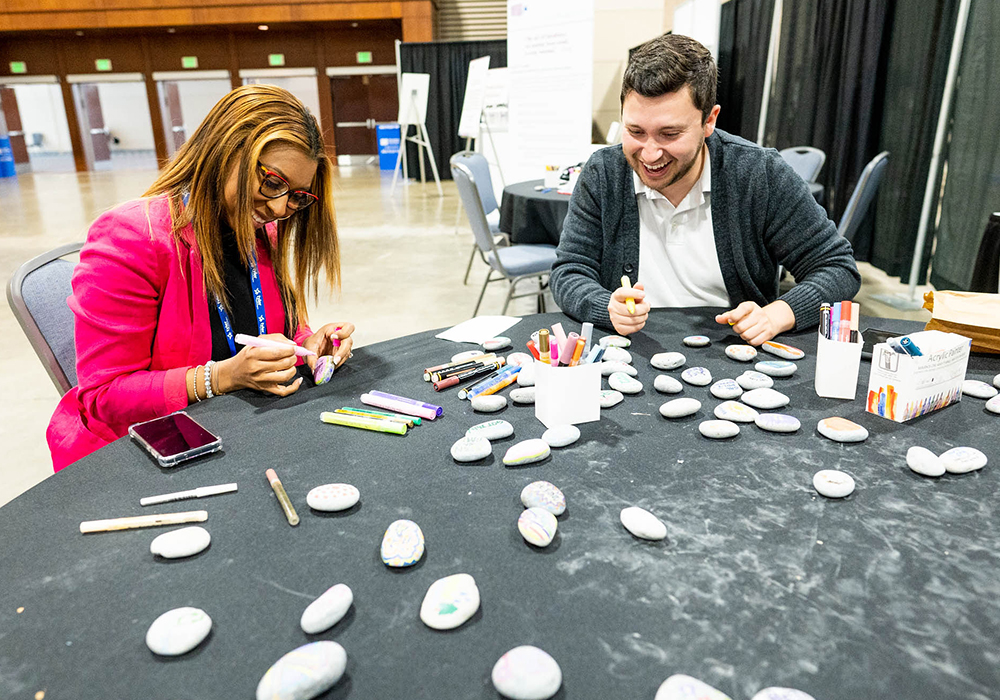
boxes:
[435,316,522,345]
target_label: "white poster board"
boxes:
[397,73,430,126]
[481,67,511,199]
[507,0,594,184]
[673,0,722,60]
[458,56,491,139]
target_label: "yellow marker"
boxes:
[621,275,636,314]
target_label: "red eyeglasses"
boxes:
[257,162,319,211]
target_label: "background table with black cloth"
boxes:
[2,310,999,699]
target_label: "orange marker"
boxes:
[569,337,586,366]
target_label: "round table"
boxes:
[499,179,571,246]
[2,310,998,699]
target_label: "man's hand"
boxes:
[715,300,795,346]
[608,282,650,336]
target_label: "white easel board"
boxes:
[673,0,722,59]
[397,73,430,125]
[458,56,491,139]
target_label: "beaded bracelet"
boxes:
[204,361,215,399]
[192,365,202,402]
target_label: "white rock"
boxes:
[150,526,211,559]
[145,607,212,656]
[600,390,624,408]
[510,387,536,405]
[599,335,631,348]
[492,645,562,700]
[755,360,797,377]
[906,446,945,477]
[518,507,558,547]
[962,379,999,399]
[682,335,711,347]
[761,340,806,360]
[300,584,353,634]
[256,641,346,700]
[817,417,868,443]
[306,483,360,512]
[659,398,701,418]
[750,688,816,700]
[451,349,484,363]
[650,352,686,370]
[654,374,684,394]
[995,373,1000,389]
[601,346,632,364]
[813,469,856,498]
[542,425,580,448]
[987,394,1000,415]
[601,361,638,377]
[419,573,480,630]
[699,420,740,439]
[451,436,492,462]
[482,336,511,352]
[380,520,425,567]
[506,352,534,368]
[655,675,732,700]
[471,394,507,412]
[520,481,566,515]
[710,379,743,400]
[714,401,759,423]
[467,419,514,441]
[940,446,987,474]
[620,506,667,540]
[754,413,801,433]
[741,387,790,410]
[516,364,536,387]
[725,344,758,362]
[681,367,712,386]
[609,372,644,394]
[737,371,773,390]
[503,439,551,466]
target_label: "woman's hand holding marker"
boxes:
[608,282,649,336]
[217,333,303,397]
[715,300,795,346]
[304,322,356,370]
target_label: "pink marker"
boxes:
[550,340,561,367]
[561,332,580,364]
[234,333,316,357]
[332,326,342,348]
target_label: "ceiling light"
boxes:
[258,25,269,31]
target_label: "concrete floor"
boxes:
[0,164,932,507]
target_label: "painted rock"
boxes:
[650,352,686,370]
[750,688,816,700]
[813,469,856,498]
[987,394,1000,415]
[300,584,353,634]
[255,641,346,700]
[683,335,711,347]
[699,419,740,439]
[741,387,790,410]
[659,398,701,418]
[654,374,684,394]
[609,372,643,394]
[755,360,797,377]
[483,336,511,352]
[761,340,805,360]
[467,419,514,441]
[940,446,987,474]
[599,335,631,348]
[150,526,211,559]
[520,481,566,515]
[710,378,743,400]
[451,436,492,462]
[518,507,558,547]
[146,607,212,656]
[620,506,667,540]
[601,361,638,377]
[962,379,998,399]
[419,573,480,630]
[601,346,632,364]
[817,417,868,443]
[471,394,507,412]
[516,364,536,387]
[714,401,759,423]
[452,349,484,363]
[380,519,425,567]
[600,390,624,408]
[306,483,360,512]
[681,367,712,386]
[906,446,945,477]
[503,439,550,466]
[755,413,801,433]
[492,646,562,700]
[542,424,580,448]
[506,352,534,368]
[737,371,773,390]
[313,355,336,385]
[510,387,536,405]
[655,675,732,700]
[725,344,758,362]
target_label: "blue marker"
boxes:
[899,336,923,356]
[831,302,841,341]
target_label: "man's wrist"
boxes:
[765,300,796,334]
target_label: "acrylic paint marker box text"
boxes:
[865,331,971,422]
[534,360,601,429]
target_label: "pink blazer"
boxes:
[47,196,312,471]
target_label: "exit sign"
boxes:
[268,53,285,67]
[95,58,113,71]
[9,61,27,74]
[181,56,199,69]
[356,51,372,64]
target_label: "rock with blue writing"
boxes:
[755,413,801,433]
[601,361,638,377]
[940,446,987,474]
[600,390,624,408]
[255,641,347,700]
[682,335,711,347]
[467,419,514,441]
[620,506,667,540]
[741,387,790,410]
[761,340,805,360]
[419,573,480,630]
[599,335,631,348]
[962,379,998,399]
[654,374,684,394]
[380,519,425,567]
[518,507,558,547]
[471,394,507,412]
[755,360,797,377]
[725,344,757,362]
[313,355,336,385]
[452,349,484,363]
[510,387,536,405]
[482,336,511,352]
[906,446,945,477]
[681,367,712,386]
[150,526,211,559]
[817,417,868,443]
[659,398,701,418]
[601,346,632,364]
[503,439,550,466]
[492,645,562,700]
[300,584,353,634]
[699,420,740,439]
[542,425,580,448]
[516,363,536,387]
[714,401,759,423]
[737,370,773,390]
[521,480,566,515]
[655,675,732,700]
[987,394,1000,415]
[813,469,855,498]
[609,372,643,394]
[451,436,492,462]
[145,607,212,656]
[710,378,743,400]
[651,352,686,370]
[750,688,816,700]
[306,483,360,512]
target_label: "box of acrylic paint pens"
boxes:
[864,330,971,422]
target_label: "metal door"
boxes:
[0,87,30,164]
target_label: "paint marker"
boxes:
[561,332,580,365]
[819,303,832,339]
[538,329,551,365]
[335,407,414,427]
[581,322,594,355]
[361,393,438,420]
[80,510,207,534]
[551,323,568,356]
[550,340,561,367]
[569,337,586,366]
[332,326,342,348]
[620,275,636,314]
[899,336,923,356]
[434,361,504,391]
[423,354,495,380]
[839,300,852,342]
[526,340,541,361]
[583,345,602,364]
[321,410,407,435]
[140,483,238,507]
[464,365,521,400]
[431,357,502,382]
[850,302,860,343]
[831,302,842,341]
[369,391,443,417]
[235,333,315,357]
[266,469,300,526]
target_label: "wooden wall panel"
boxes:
[0,37,62,75]
[147,32,233,73]
[235,29,316,69]
[322,23,399,66]
[58,35,146,74]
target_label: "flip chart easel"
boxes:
[391,73,443,197]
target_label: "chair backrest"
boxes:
[450,150,498,216]
[838,151,889,243]
[779,146,827,183]
[450,153,504,264]
[605,121,623,145]
[6,242,83,395]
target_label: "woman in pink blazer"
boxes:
[48,85,354,471]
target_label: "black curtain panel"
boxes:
[716,0,775,142]
[871,0,959,284]
[399,40,507,182]
[931,0,1000,291]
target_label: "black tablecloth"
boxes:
[500,179,571,246]
[2,310,999,699]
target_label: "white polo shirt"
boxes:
[635,153,730,307]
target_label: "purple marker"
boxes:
[369,390,443,417]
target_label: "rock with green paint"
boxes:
[419,573,480,630]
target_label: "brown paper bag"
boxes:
[923,290,1000,354]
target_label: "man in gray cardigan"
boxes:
[550,34,860,345]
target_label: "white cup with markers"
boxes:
[532,327,601,428]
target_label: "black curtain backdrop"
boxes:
[931,0,999,291]
[716,0,774,141]
[399,40,507,182]
[871,0,959,284]
[764,0,893,260]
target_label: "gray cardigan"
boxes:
[549,129,861,331]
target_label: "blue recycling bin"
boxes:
[376,123,401,171]
[0,136,16,178]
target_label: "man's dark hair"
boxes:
[620,34,717,122]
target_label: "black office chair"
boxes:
[838,151,889,243]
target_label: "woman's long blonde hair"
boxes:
[144,84,339,334]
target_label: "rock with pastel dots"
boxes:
[682,335,711,347]
[725,344,757,362]
[306,483,360,512]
